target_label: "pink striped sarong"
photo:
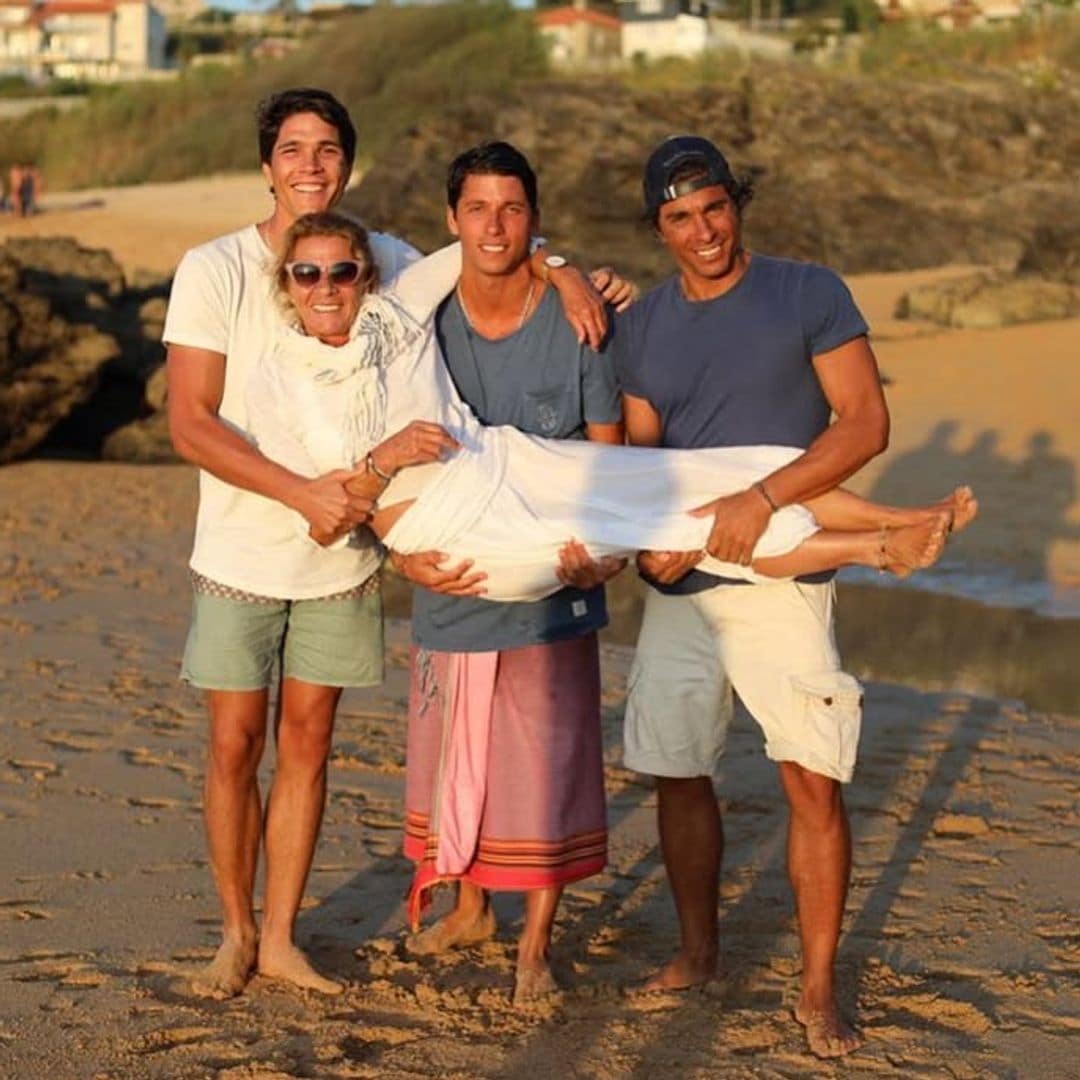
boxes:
[404,636,607,928]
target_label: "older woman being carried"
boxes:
[248,212,975,600]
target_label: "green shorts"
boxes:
[181,589,384,691]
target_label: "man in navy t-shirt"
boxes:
[391,142,630,1005]
[615,136,890,1058]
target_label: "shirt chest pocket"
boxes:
[525,385,575,437]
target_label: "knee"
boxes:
[780,761,844,826]
[277,708,335,772]
[656,774,717,810]
[209,723,266,782]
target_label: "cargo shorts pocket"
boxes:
[789,671,864,782]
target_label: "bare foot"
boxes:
[947,485,979,533]
[257,941,343,995]
[190,933,256,1000]
[405,905,496,956]
[636,949,717,993]
[512,961,560,1007]
[882,514,948,577]
[794,1000,864,1059]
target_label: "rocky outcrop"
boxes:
[344,65,1080,288]
[0,237,172,463]
[897,272,1080,329]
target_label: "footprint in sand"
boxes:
[133,1025,221,1055]
[8,759,62,781]
[126,796,187,809]
[0,899,51,921]
[41,733,105,752]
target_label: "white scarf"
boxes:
[273,291,423,468]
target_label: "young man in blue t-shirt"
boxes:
[391,142,631,1005]
[615,136,890,1058]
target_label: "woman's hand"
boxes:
[589,267,640,313]
[370,421,460,477]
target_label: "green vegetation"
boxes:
[2,1,1077,190]
[856,14,1080,78]
[0,2,547,188]
[0,75,89,98]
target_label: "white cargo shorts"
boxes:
[624,580,863,784]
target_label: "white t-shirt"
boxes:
[162,223,420,599]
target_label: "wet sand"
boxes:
[1,177,1078,1076]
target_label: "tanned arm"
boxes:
[693,336,890,566]
[167,343,374,539]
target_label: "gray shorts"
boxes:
[181,588,383,691]
[624,581,863,783]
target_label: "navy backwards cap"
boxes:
[643,135,736,213]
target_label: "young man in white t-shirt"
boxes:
[164,88,422,998]
[164,89,619,999]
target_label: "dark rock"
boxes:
[101,410,177,464]
[0,238,167,462]
[896,271,1080,329]
[144,363,168,413]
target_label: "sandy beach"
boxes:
[1,178,1078,1078]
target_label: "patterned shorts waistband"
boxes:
[189,568,381,604]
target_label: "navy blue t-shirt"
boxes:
[411,288,623,652]
[614,253,869,593]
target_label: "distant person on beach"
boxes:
[249,207,974,1009]
[7,163,24,215]
[612,135,974,1058]
[162,90,616,1000]
[19,163,41,216]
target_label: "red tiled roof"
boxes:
[37,1,116,14]
[536,6,622,31]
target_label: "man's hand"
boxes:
[689,487,773,566]
[636,549,704,586]
[390,550,488,597]
[589,267,640,313]
[556,540,627,590]
[371,421,460,476]
[547,266,608,350]
[291,469,374,538]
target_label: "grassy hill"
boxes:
[2,6,1078,280]
[0,2,546,188]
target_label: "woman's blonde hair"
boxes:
[274,211,380,305]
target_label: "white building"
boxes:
[618,0,711,60]
[0,0,167,80]
[536,1,622,68]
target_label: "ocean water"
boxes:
[839,559,1080,620]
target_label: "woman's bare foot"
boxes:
[946,485,979,533]
[190,932,257,999]
[922,485,979,534]
[881,513,949,577]
[257,941,343,995]
[405,905,496,956]
[512,961,559,1007]
[636,949,717,993]
[794,1000,864,1059]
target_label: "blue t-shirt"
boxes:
[411,288,623,652]
[614,253,869,594]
